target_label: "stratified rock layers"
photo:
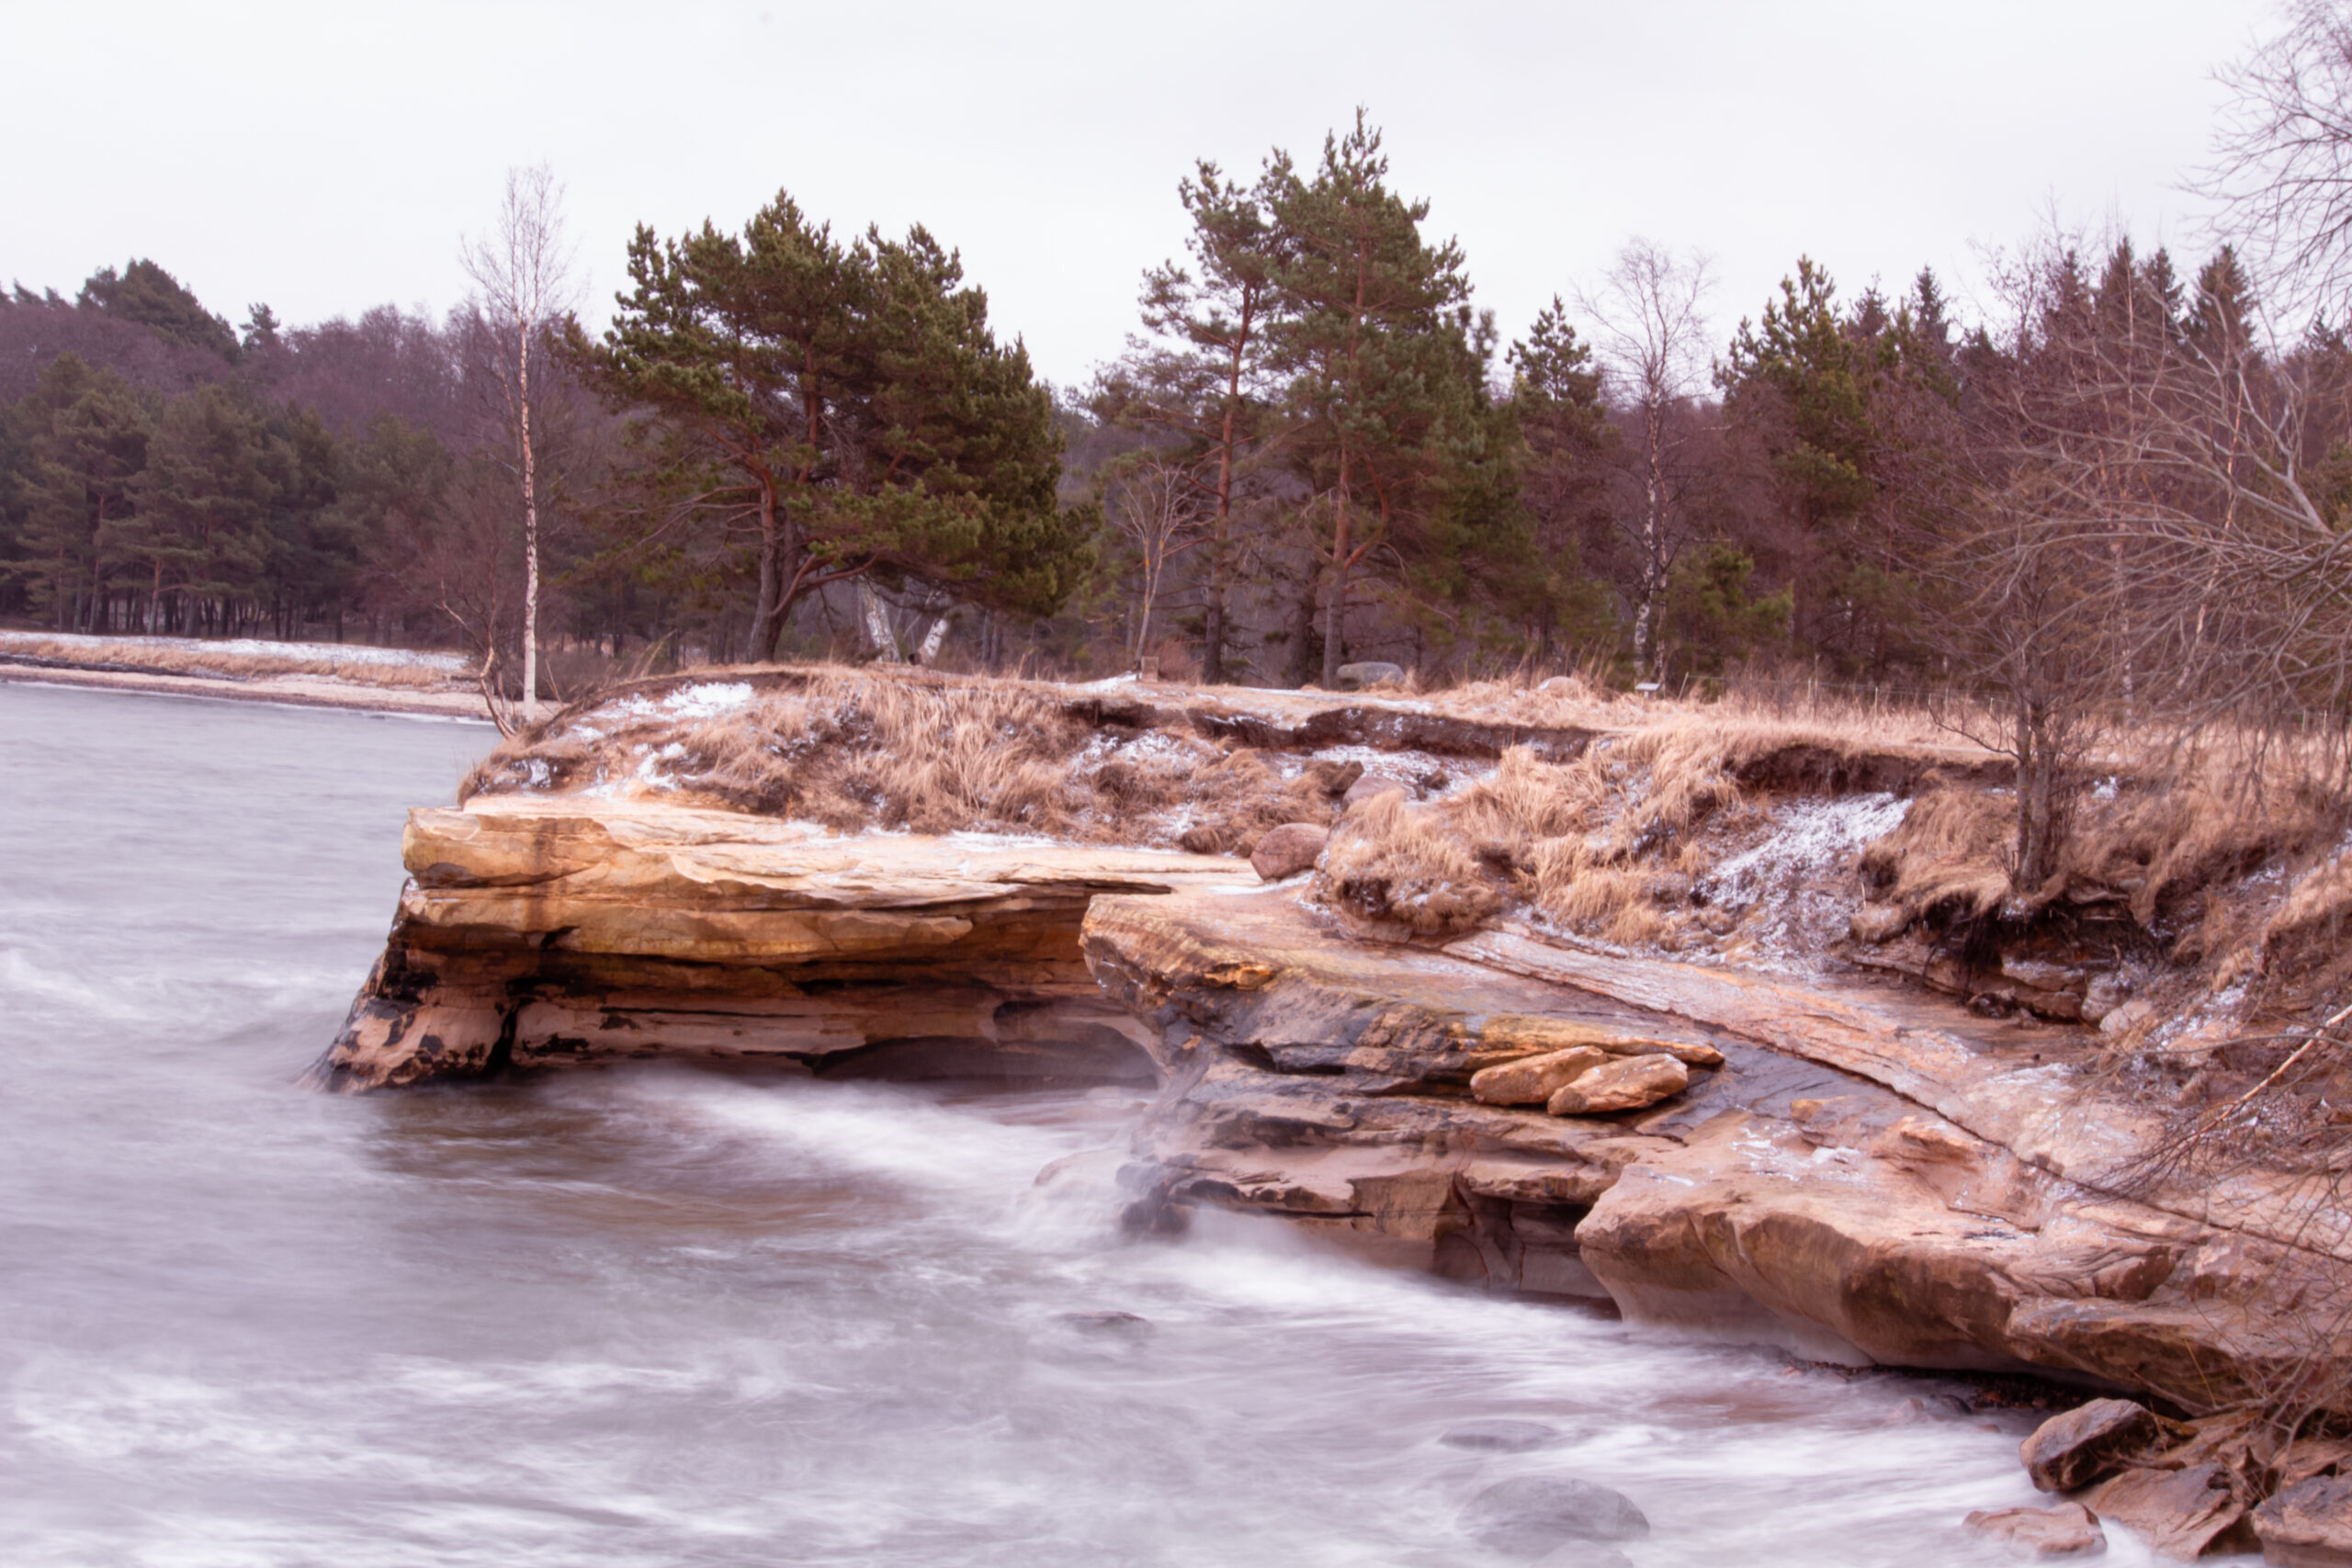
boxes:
[322,799,2344,1417]
[1079,888,2341,1413]
[318,797,1247,1089]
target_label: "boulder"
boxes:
[2023,1401,2164,1493]
[1335,660,1407,690]
[1471,1045,1611,1107]
[1341,773,1409,810]
[1458,1475,1650,1556]
[1439,1418,1562,1452]
[1546,1054,1690,1115]
[1250,823,1329,882]
[1963,1503,2108,1559]
[2255,1473,2352,1567]
[2085,1463,2250,1559]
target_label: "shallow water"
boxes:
[0,682,2147,1566]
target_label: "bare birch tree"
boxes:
[462,164,576,718]
[1578,240,1713,680]
[1106,454,1209,671]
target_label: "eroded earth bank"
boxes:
[321,665,2352,1562]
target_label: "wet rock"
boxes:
[2255,1472,2352,1566]
[1546,1054,1689,1115]
[1342,773,1409,810]
[2023,1401,2164,1493]
[1470,1046,1610,1108]
[2098,998,2156,1039]
[1963,1502,2108,1558]
[1459,1475,1650,1556]
[1250,823,1329,881]
[1336,660,1407,690]
[2085,1462,2250,1559]
[1439,1418,1563,1452]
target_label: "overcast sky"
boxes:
[6,0,2278,387]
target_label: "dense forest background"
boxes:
[8,8,2352,758]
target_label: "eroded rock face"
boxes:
[1081,888,2351,1410]
[317,797,1246,1090]
[1458,1475,1650,1554]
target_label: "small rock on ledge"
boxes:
[1250,822,1329,881]
[1546,1054,1689,1115]
[1335,660,1407,690]
[1470,1046,1610,1107]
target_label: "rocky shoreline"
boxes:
[319,671,2352,1561]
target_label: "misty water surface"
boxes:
[0,682,2132,1566]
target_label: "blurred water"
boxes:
[0,682,2139,1566]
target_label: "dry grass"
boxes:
[0,630,469,690]
[464,665,1358,851]
[1317,791,1506,937]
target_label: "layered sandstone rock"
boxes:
[1080,887,2348,1412]
[315,797,1247,1089]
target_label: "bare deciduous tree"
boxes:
[1107,454,1210,671]
[1578,240,1713,680]
[461,163,576,717]
[2207,0,2352,317]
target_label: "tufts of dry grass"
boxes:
[1855,784,2015,926]
[1317,791,1505,937]
[462,666,1363,851]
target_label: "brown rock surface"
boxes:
[1250,822,1329,881]
[1963,1502,2108,1558]
[1545,1054,1689,1114]
[2022,1401,2163,1493]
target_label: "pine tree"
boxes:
[10,355,153,629]
[1507,299,1615,660]
[579,192,1095,660]
[77,259,240,360]
[1097,162,1283,682]
[1264,111,1477,686]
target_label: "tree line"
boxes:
[7,18,2352,780]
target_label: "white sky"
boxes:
[6,0,2278,388]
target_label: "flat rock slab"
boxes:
[1963,1502,2107,1559]
[2256,1473,2352,1566]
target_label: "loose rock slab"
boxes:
[1335,660,1407,690]
[2085,1463,2248,1559]
[1963,1503,2108,1559]
[1471,1046,1610,1107]
[2022,1401,2163,1493]
[1546,1053,1689,1115]
[2256,1473,2352,1567]
[1250,822,1329,881]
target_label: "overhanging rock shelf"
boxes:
[322,796,2333,1416]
